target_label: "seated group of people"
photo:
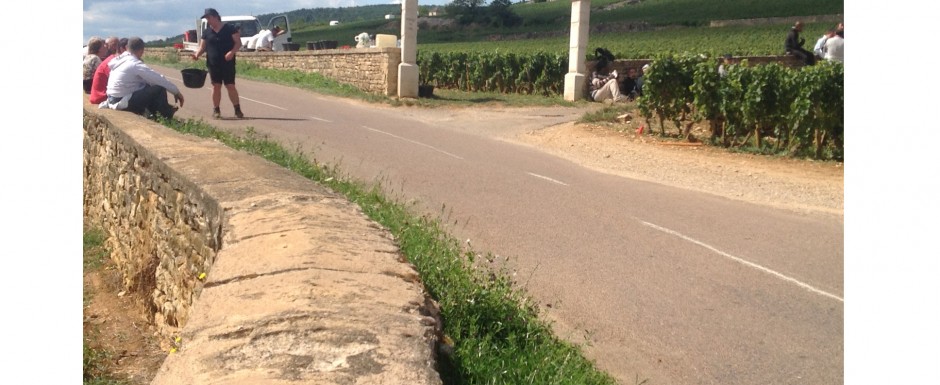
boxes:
[786,21,844,65]
[589,58,647,103]
[83,36,184,120]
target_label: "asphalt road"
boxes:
[154,64,844,385]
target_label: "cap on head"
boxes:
[201,8,220,19]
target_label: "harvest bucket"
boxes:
[181,68,207,88]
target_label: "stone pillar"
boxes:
[564,0,591,101]
[398,0,419,98]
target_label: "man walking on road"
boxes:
[191,7,244,119]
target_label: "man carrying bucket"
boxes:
[191,7,244,119]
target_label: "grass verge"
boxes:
[156,116,620,385]
[84,227,130,385]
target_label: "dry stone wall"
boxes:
[83,102,442,384]
[83,109,222,337]
[149,48,401,96]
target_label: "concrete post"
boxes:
[398,0,419,98]
[564,0,591,101]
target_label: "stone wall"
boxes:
[149,47,401,96]
[84,108,223,337]
[83,102,442,383]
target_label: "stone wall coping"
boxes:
[84,101,442,385]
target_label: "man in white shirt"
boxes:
[824,31,844,63]
[103,37,184,119]
[247,26,283,51]
[813,29,835,60]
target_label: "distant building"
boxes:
[330,20,340,26]
[385,14,396,20]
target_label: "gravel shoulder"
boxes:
[403,104,844,218]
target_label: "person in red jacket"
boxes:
[89,38,127,105]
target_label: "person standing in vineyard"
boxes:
[785,21,815,66]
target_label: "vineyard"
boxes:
[638,55,843,160]
[253,0,845,160]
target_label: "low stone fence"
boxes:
[83,100,442,384]
[149,47,401,96]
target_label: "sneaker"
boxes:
[235,109,244,119]
[212,111,221,119]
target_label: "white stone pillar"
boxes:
[564,0,591,101]
[398,0,419,98]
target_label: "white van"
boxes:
[182,15,292,51]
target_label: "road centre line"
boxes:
[361,126,464,160]
[637,219,844,303]
[526,172,569,186]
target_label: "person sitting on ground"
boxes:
[101,37,184,120]
[590,57,624,103]
[785,21,815,66]
[620,67,640,101]
[83,37,108,93]
[89,37,128,105]
[813,29,835,60]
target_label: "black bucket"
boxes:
[181,68,207,88]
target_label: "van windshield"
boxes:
[226,20,260,37]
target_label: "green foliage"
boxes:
[640,54,843,160]
[83,227,110,270]
[637,54,702,135]
[417,50,567,96]
[787,61,844,159]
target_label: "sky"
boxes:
[82,0,451,46]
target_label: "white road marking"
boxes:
[361,126,464,160]
[240,96,287,110]
[638,219,844,303]
[309,116,333,123]
[526,172,569,186]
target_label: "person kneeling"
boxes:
[101,37,184,119]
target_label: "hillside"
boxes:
[152,0,843,57]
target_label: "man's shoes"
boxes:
[212,111,221,119]
[235,109,244,119]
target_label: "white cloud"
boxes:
[83,0,447,45]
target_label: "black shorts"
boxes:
[208,60,237,85]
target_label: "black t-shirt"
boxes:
[203,23,238,66]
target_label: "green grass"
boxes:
[83,227,110,270]
[83,228,129,385]
[153,116,621,385]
